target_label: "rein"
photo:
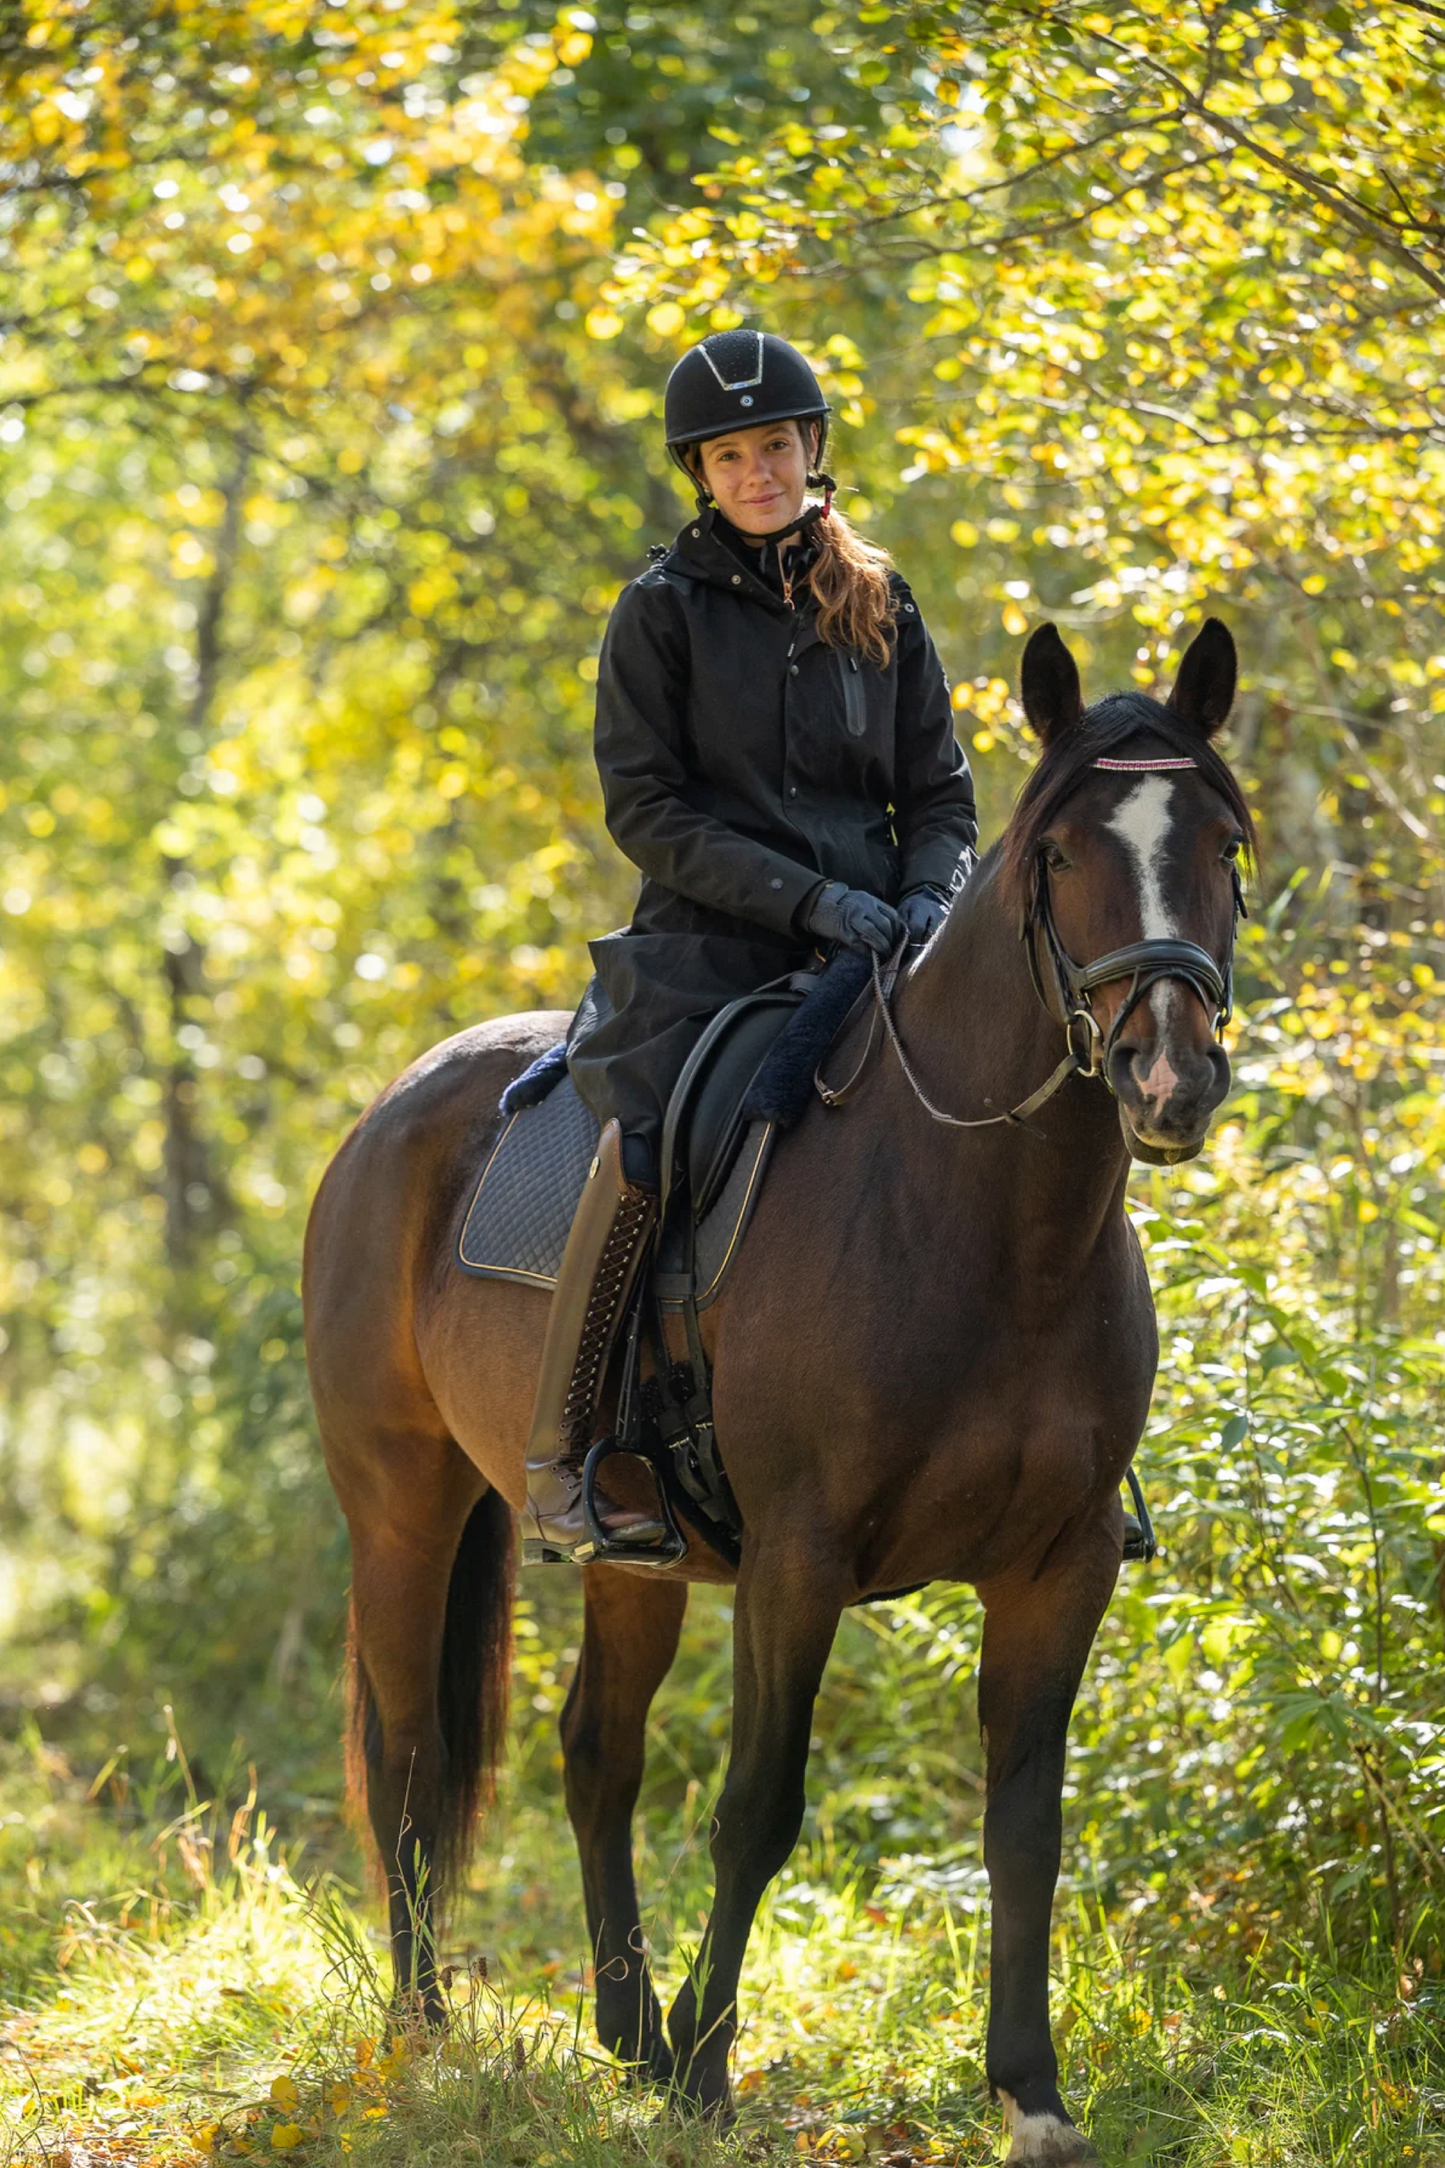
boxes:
[815,755,1246,1133]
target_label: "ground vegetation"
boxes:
[1,5,1442,2163]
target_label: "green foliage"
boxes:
[2,4,1444,2158]
[3,1734,1443,2164]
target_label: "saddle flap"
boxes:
[458,1068,777,1312]
[661,990,803,1220]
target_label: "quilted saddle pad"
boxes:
[456,1074,773,1312]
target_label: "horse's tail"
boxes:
[345,1485,516,1895]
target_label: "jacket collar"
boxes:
[658,506,798,613]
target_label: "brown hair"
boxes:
[686,422,898,666]
[807,509,896,667]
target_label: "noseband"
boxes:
[816,753,1246,1132]
[1025,755,1245,1082]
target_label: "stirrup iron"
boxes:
[574,1436,686,1568]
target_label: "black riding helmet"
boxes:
[664,330,835,537]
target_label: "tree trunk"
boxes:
[161,439,248,1273]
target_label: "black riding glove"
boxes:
[800,881,904,958]
[899,884,950,947]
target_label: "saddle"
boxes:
[456,969,1159,1574]
[458,983,804,1306]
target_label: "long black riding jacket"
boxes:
[566,507,978,1153]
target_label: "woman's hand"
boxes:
[899,885,950,947]
[801,881,904,957]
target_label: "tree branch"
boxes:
[1083,27,1445,302]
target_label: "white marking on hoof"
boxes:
[1000,2090,1100,2164]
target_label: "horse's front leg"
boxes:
[560,1565,688,2083]
[977,1508,1120,2165]
[667,1539,844,2118]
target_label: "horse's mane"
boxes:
[1001,690,1257,909]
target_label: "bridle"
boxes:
[1026,753,1244,1084]
[816,753,1247,1132]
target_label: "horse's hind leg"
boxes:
[342,1434,512,2022]
[560,1566,688,2081]
[977,1515,1118,2166]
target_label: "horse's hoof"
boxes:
[1001,2095,1099,2164]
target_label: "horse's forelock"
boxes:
[1001,690,1256,910]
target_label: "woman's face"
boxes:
[695,418,815,537]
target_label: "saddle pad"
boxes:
[456,1076,773,1311]
[458,1076,598,1288]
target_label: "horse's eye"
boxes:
[1043,842,1070,872]
[1222,837,1242,862]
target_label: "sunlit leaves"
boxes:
[0,4,666,1725]
[1,0,1442,1895]
[603,4,1445,694]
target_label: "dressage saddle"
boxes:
[457,975,1158,1572]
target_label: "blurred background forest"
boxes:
[2,3,1444,2163]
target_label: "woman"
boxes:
[524,329,978,1562]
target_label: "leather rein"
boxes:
[815,754,1246,1133]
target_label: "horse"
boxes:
[303,619,1253,2164]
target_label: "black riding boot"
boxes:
[522,1120,668,1563]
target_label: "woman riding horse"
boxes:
[524,330,979,1562]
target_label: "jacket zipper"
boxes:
[841,651,867,736]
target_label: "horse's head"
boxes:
[1010,619,1253,1166]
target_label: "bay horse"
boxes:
[303,620,1253,2164]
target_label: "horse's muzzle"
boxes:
[1108,1035,1231,1164]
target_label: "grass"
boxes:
[3,1728,1444,2168]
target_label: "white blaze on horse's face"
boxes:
[1105,775,1182,1106]
[1105,774,1177,943]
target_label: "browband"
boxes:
[1092,755,1197,772]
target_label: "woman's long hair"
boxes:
[687,424,898,666]
[808,508,895,668]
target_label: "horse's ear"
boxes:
[1020,622,1083,745]
[1167,618,1236,737]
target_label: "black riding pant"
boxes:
[566,926,811,1177]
